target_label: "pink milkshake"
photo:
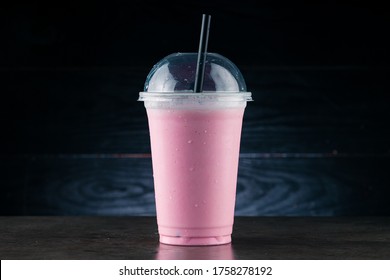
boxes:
[147,107,244,245]
[139,52,251,245]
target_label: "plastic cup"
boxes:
[139,53,252,246]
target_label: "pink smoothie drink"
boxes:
[139,52,252,246]
[147,107,245,245]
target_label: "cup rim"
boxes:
[138,91,253,102]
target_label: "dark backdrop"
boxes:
[1,0,389,215]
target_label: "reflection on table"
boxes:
[155,243,235,260]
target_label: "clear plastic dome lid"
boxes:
[142,53,251,96]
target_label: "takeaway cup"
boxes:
[139,53,252,245]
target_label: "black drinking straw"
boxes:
[194,14,211,93]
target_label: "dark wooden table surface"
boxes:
[1,216,389,260]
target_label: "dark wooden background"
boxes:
[1,1,389,216]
